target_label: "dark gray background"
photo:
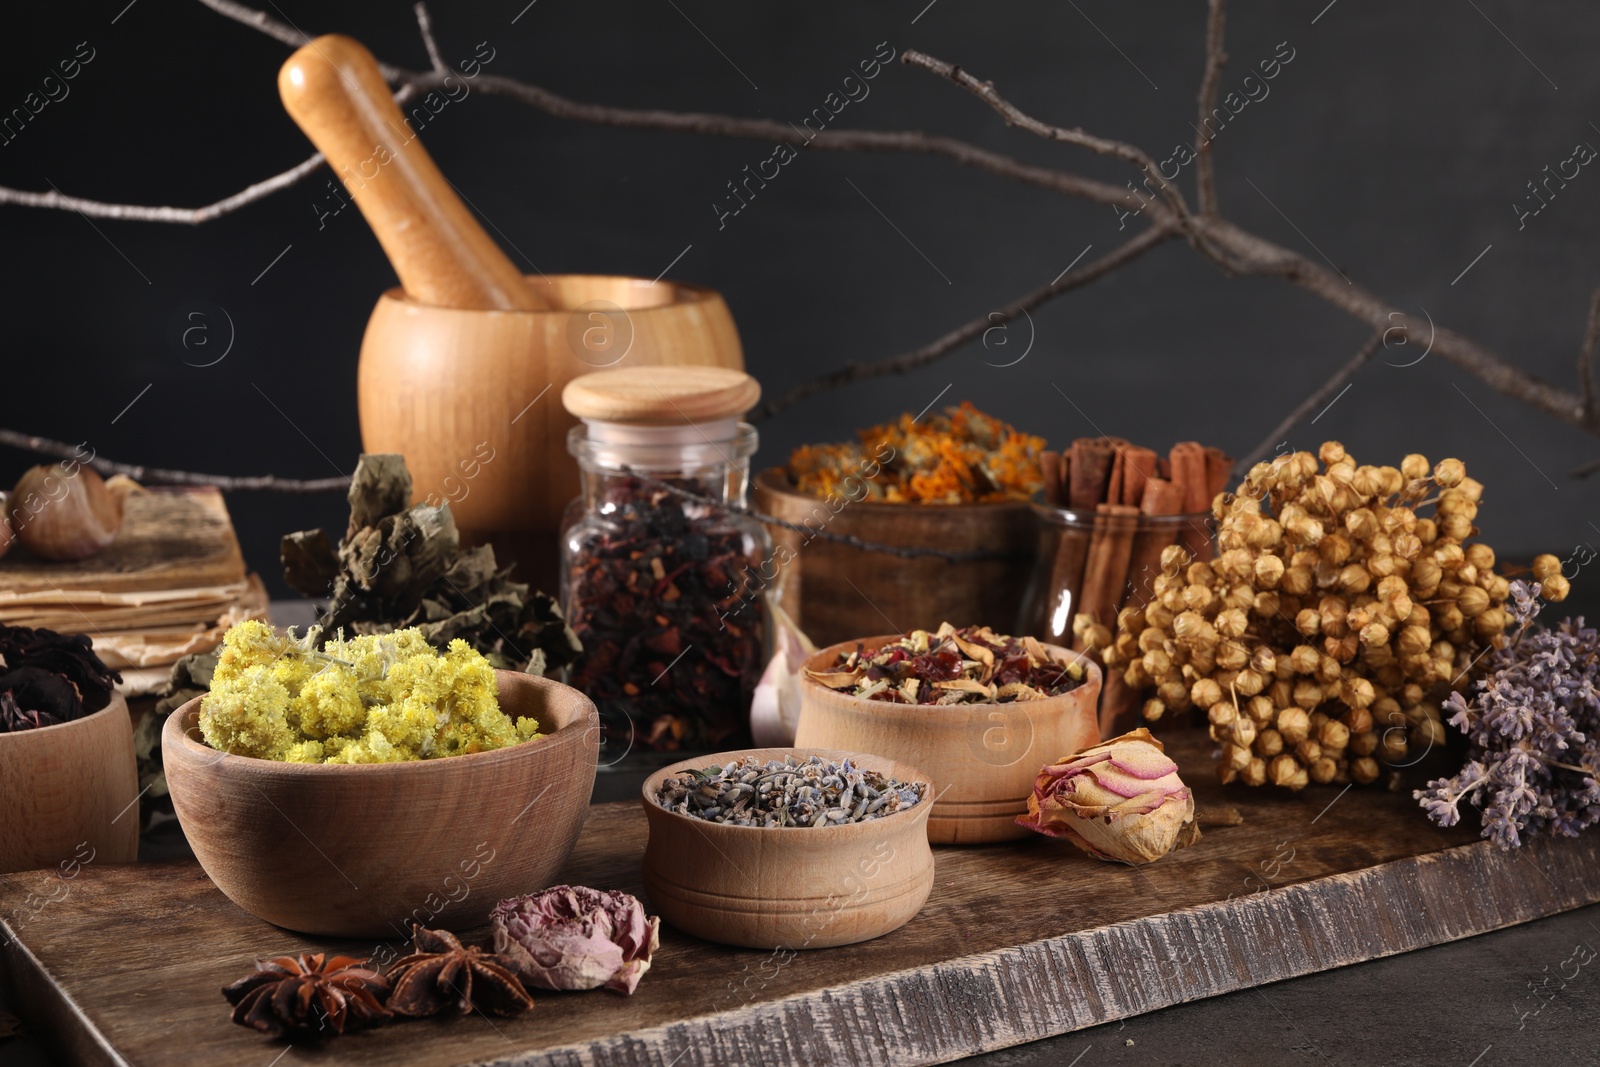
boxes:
[2,0,1598,598]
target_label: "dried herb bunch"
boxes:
[1086,442,1569,790]
[1417,581,1600,849]
[565,474,765,751]
[282,454,580,675]
[0,624,121,732]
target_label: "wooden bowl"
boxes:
[794,637,1102,844]
[641,748,935,949]
[163,671,599,936]
[359,275,744,589]
[0,695,138,875]
[751,468,1035,648]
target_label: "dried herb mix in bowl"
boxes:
[654,754,926,827]
[807,622,1087,705]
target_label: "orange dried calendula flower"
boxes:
[787,402,1044,504]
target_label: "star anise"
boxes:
[387,925,534,1019]
[222,953,392,1041]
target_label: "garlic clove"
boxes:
[7,465,128,561]
[0,495,12,560]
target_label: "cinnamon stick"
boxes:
[1068,438,1115,512]
[1204,446,1233,503]
[1040,450,1065,506]
[1074,503,1139,648]
[1120,446,1158,507]
[1169,442,1210,514]
[1105,449,1126,509]
[1097,478,1187,736]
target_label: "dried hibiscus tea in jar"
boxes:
[560,368,771,753]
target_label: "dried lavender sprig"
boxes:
[1416,581,1600,849]
[654,754,926,827]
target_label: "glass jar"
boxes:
[560,417,771,757]
[1017,502,1215,645]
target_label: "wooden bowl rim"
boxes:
[798,634,1101,720]
[753,467,1035,514]
[642,746,935,837]
[374,275,727,314]
[0,691,128,741]
[162,670,597,779]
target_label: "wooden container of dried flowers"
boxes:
[0,695,139,874]
[753,469,1035,649]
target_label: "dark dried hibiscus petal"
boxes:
[0,625,120,713]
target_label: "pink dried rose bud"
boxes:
[490,885,660,995]
[1017,727,1199,864]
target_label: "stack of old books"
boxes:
[0,486,267,694]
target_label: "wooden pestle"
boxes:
[278,35,546,311]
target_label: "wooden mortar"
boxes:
[280,36,743,586]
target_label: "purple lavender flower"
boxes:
[1416,581,1600,849]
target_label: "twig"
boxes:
[0,429,349,493]
[900,49,1191,226]
[0,0,1591,461]
[1580,287,1600,428]
[1195,0,1229,216]
[0,153,325,224]
[412,2,447,75]
[750,225,1176,421]
[1235,330,1385,472]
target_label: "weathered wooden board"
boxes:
[3,731,1599,1067]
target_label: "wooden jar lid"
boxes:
[562,367,761,424]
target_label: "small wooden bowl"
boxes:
[641,748,935,950]
[0,695,139,875]
[164,671,599,936]
[795,637,1102,845]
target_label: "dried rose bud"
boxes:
[490,886,660,995]
[1016,728,1198,864]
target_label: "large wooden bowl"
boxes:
[795,637,1101,844]
[0,695,138,875]
[359,275,743,588]
[752,469,1035,648]
[164,672,599,936]
[641,747,935,950]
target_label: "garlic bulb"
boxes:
[7,465,128,561]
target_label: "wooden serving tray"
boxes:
[4,731,1599,1067]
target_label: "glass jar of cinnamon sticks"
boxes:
[1017,437,1226,735]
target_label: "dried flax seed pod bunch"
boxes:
[1083,442,1568,791]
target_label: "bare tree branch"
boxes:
[0,429,349,493]
[899,49,1190,226]
[750,225,1176,421]
[0,0,1588,472]
[1195,0,1228,216]
[1235,330,1385,473]
[1581,287,1600,428]
[412,2,447,75]
[193,0,306,47]
[0,152,326,224]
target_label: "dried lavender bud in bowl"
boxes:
[653,753,927,828]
